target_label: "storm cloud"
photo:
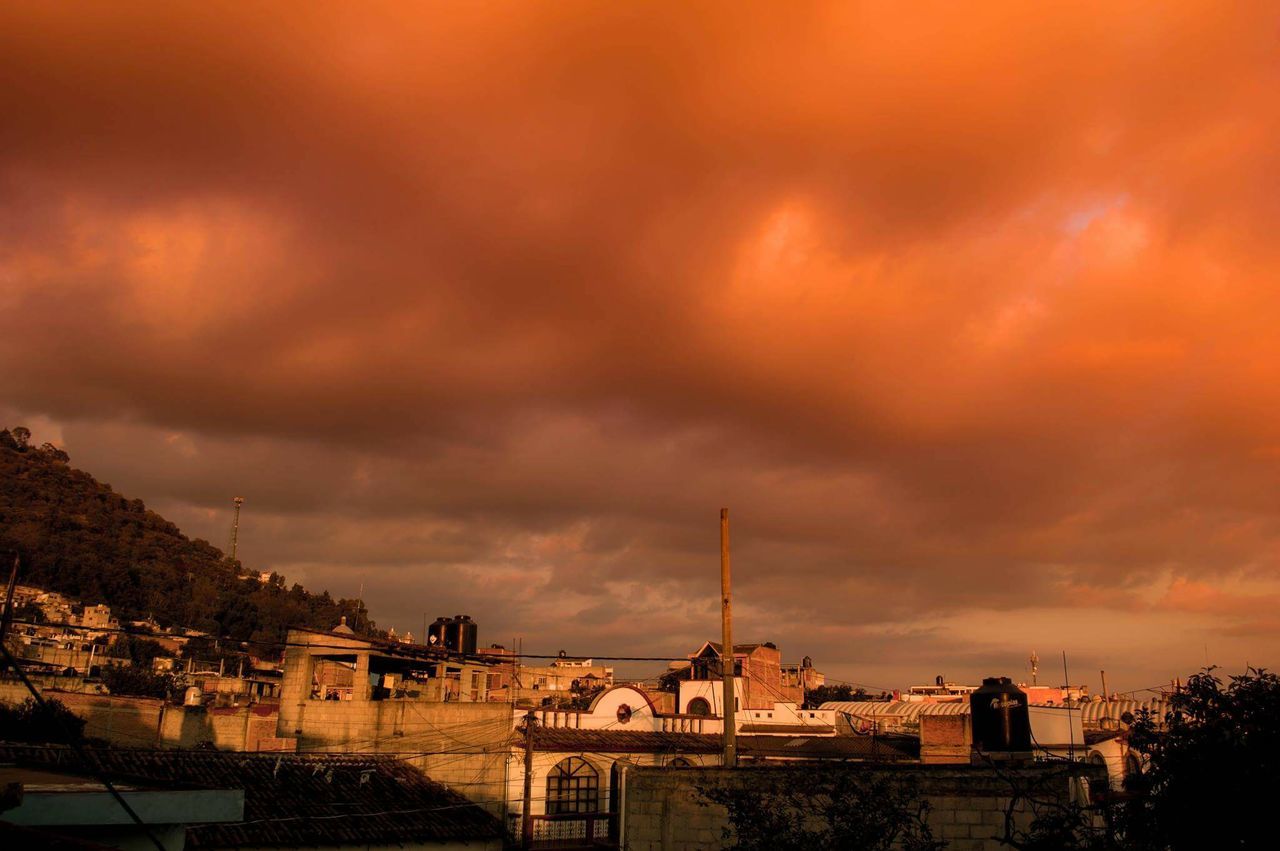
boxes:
[3,2,1279,691]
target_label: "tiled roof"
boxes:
[527,728,917,761]
[738,724,835,735]
[740,734,918,761]
[0,745,503,847]
[531,728,723,754]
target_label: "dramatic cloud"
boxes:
[3,2,1279,691]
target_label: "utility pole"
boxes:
[720,508,736,768]
[521,710,537,850]
[1,554,18,644]
[229,497,245,563]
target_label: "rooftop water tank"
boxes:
[970,677,1032,754]
[428,615,478,655]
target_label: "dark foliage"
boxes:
[1120,667,1280,850]
[698,766,945,851]
[0,697,86,744]
[100,664,179,699]
[804,683,874,707]
[0,428,378,653]
[106,634,167,666]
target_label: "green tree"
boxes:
[1121,667,1280,849]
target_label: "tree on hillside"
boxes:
[1,427,383,652]
[1119,667,1280,849]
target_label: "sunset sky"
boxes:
[3,2,1279,693]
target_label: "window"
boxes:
[687,697,712,716]
[546,757,599,815]
[668,757,693,768]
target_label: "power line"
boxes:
[0,647,168,851]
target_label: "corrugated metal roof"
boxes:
[822,700,968,719]
[1078,699,1169,724]
[824,698,1172,727]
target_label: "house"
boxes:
[674,641,837,735]
[276,623,512,816]
[0,747,243,851]
[504,684,916,847]
[0,745,505,851]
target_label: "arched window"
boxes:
[546,757,599,815]
[686,697,712,716]
[668,757,693,767]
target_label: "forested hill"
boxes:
[0,426,376,649]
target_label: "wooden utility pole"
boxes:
[720,508,736,768]
[521,710,536,849]
[1,554,18,643]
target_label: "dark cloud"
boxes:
[2,2,1279,690]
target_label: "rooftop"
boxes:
[0,745,504,847]
[528,728,917,761]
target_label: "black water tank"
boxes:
[970,677,1032,753]
[428,615,478,655]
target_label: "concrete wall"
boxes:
[1,681,166,746]
[0,682,293,751]
[622,763,1101,851]
[277,689,514,817]
[158,703,295,752]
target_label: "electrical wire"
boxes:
[0,644,169,851]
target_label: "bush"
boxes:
[101,664,178,699]
[0,697,87,744]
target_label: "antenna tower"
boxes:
[1029,650,1039,686]
[230,497,245,563]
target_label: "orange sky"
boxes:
[2,2,1279,692]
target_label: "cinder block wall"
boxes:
[0,682,164,746]
[623,763,1101,851]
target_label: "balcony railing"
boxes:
[508,811,619,849]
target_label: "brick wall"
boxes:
[622,763,1101,851]
[920,714,972,764]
